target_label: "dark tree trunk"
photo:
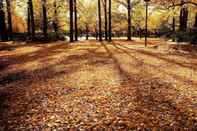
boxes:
[6,0,13,40]
[53,1,58,39]
[127,0,131,40]
[194,13,197,28]
[95,27,98,40]
[28,0,35,39]
[104,0,108,40]
[74,0,78,41]
[98,0,102,41]
[179,7,188,32]
[42,0,48,40]
[27,6,31,36]
[86,24,89,40]
[192,12,197,44]
[0,0,8,41]
[69,0,74,42]
[108,0,112,42]
[172,17,175,42]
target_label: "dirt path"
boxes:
[0,40,196,130]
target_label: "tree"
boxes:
[172,16,176,41]
[41,0,48,40]
[27,0,35,39]
[0,0,8,41]
[127,0,131,40]
[98,0,102,41]
[179,6,188,31]
[53,0,59,38]
[108,0,112,41]
[103,0,108,40]
[69,0,74,42]
[6,0,13,40]
[74,0,78,41]
[194,12,197,28]
[86,23,89,40]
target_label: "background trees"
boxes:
[41,0,48,40]
[0,0,197,43]
[0,0,8,41]
[6,0,13,40]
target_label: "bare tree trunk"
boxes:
[0,0,8,41]
[53,0,58,39]
[86,24,89,40]
[108,0,112,42]
[193,12,197,44]
[28,0,35,39]
[6,0,13,40]
[104,0,108,40]
[127,0,131,40]
[98,0,102,41]
[42,0,48,40]
[172,17,175,42]
[74,0,78,41]
[69,0,74,42]
[194,13,197,28]
[95,27,98,40]
[27,6,31,36]
[179,7,188,32]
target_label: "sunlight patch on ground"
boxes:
[64,66,122,89]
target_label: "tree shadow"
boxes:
[0,43,117,129]
[100,41,197,129]
[108,41,197,88]
[0,41,196,129]
[112,41,197,70]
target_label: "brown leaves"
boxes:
[0,40,197,130]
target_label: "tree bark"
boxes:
[86,24,89,40]
[108,0,112,42]
[42,0,48,40]
[53,1,58,38]
[0,0,8,41]
[6,0,13,40]
[127,0,131,40]
[74,0,78,41]
[28,0,35,39]
[179,7,188,31]
[27,6,31,36]
[98,0,102,41]
[172,17,175,42]
[104,0,108,40]
[194,12,197,28]
[69,0,74,42]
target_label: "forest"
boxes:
[0,0,197,130]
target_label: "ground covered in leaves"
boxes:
[0,40,197,130]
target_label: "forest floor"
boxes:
[0,39,197,130]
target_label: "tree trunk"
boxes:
[86,24,89,40]
[0,0,8,41]
[6,0,13,40]
[28,0,35,39]
[53,1,58,39]
[69,0,74,42]
[108,0,112,42]
[74,0,78,41]
[172,17,175,42]
[104,0,108,40]
[95,27,98,40]
[98,0,102,41]
[27,6,31,36]
[42,0,48,40]
[127,0,131,40]
[179,7,188,32]
[194,13,197,28]
[192,12,197,44]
